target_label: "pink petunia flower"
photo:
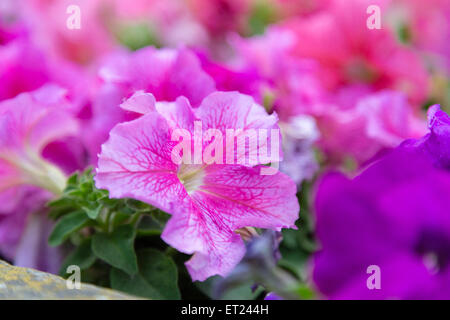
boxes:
[282,0,430,104]
[315,90,426,164]
[0,85,79,268]
[388,0,450,71]
[0,38,90,106]
[186,0,252,36]
[95,91,299,281]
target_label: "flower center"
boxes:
[177,164,205,195]
[345,58,378,84]
[415,228,450,274]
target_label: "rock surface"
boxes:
[0,260,139,299]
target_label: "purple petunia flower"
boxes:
[312,105,450,299]
[402,105,450,170]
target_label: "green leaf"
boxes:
[92,225,138,275]
[47,197,73,208]
[48,210,89,246]
[59,238,96,276]
[66,172,79,187]
[110,248,180,300]
[82,205,102,219]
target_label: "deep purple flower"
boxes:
[312,106,450,299]
[402,105,450,170]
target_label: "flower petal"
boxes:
[95,112,186,212]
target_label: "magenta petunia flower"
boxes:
[312,106,450,299]
[0,38,91,113]
[186,0,252,36]
[95,91,299,281]
[98,46,215,107]
[402,105,450,170]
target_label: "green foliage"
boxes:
[247,1,280,36]
[110,249,180,299]
[114,21,161,51]
[279,182,317,282]
[92,225,138,275]
[58,238,96,275]
[48,210,90,246]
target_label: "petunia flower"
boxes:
[0,85,79,268]
[0,37,91,115]
[402,105,450,170]
[95,91,299,281]
[315,90,426,164]
[282,0,430,104]
[312,106,450,299]
[264,292,283,300]
[0,0,27,45]
[23,0,118,64]
[186,0,252,36]
[387,0,450,71]
[98,46,215,107]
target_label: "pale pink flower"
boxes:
[23,0,117,64]
[95,91,299,281]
